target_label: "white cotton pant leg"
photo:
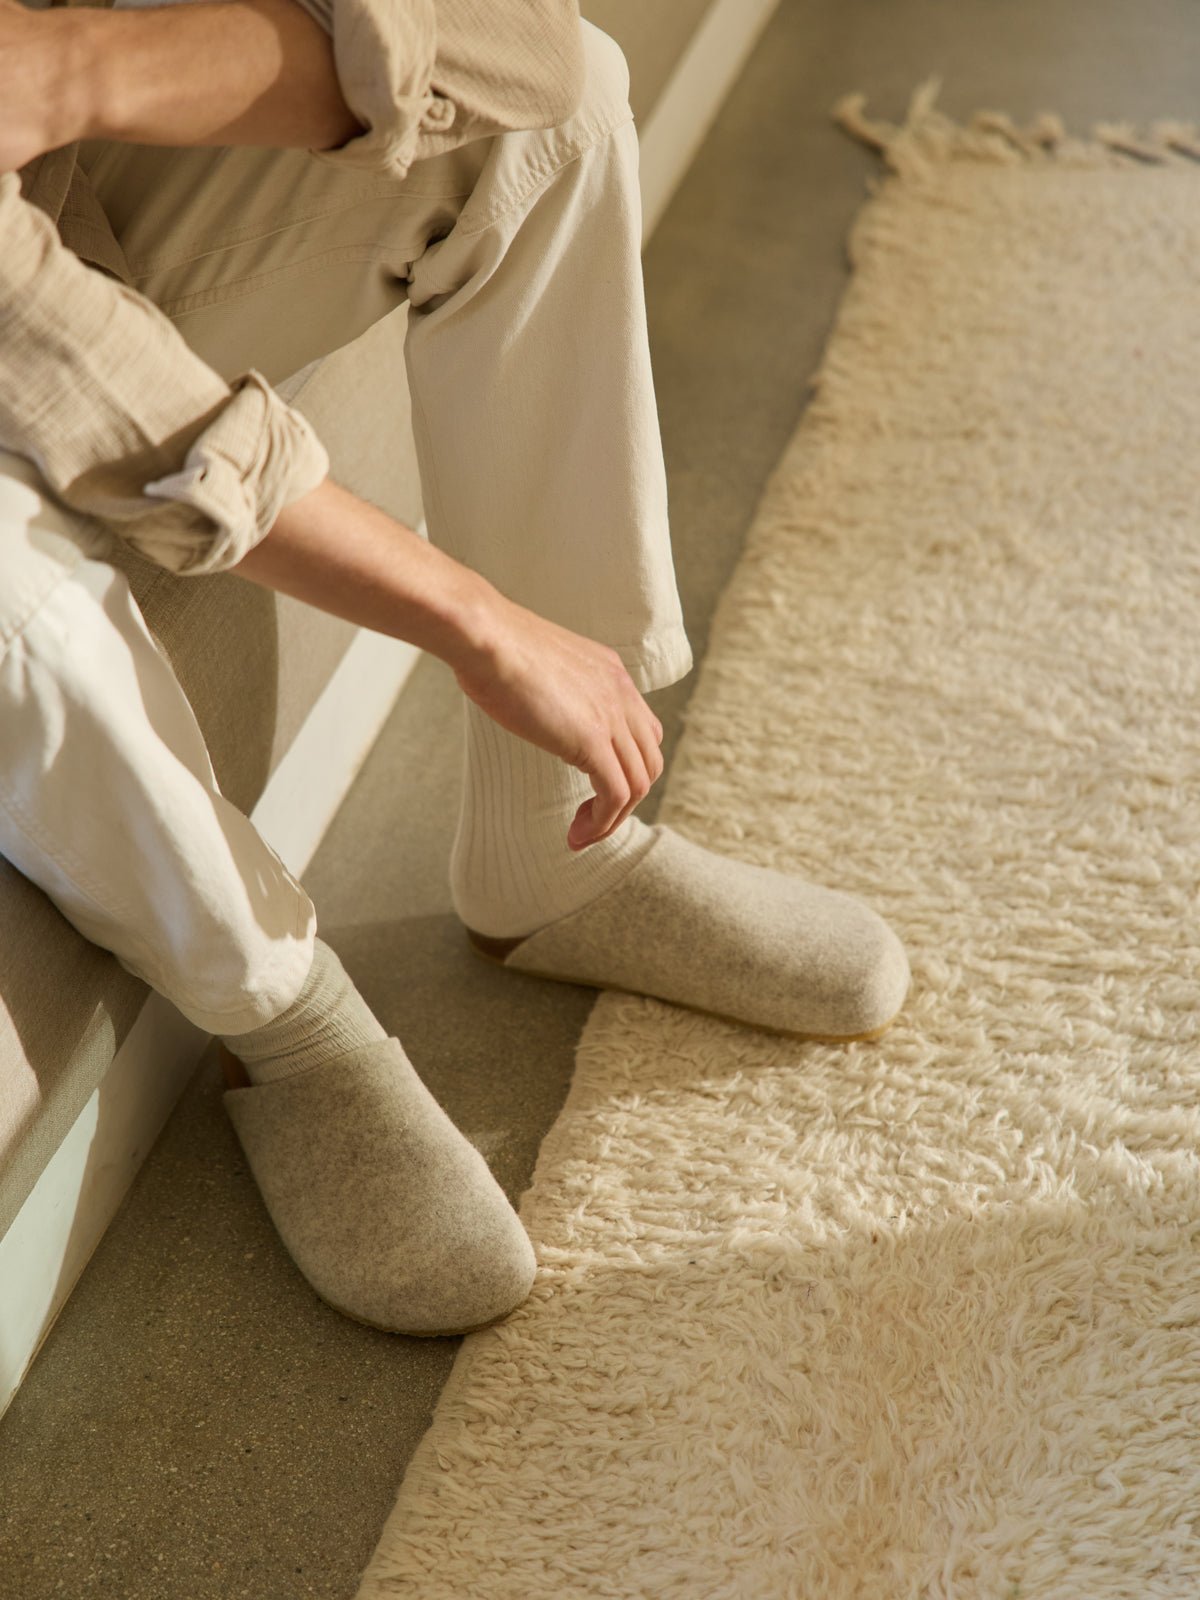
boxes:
[0,451,316,1035]
[397,37,693,688]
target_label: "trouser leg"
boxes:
[399,26,692,692]
[80,20,692,693]
[0,451,315,1035]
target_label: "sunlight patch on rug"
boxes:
[357,89,1200,1599]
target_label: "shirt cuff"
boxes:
[303,0,455,181]
[132,371,330,575]
[0,173,331,581]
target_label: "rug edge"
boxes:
[834,78,1200,175]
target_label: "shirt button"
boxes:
[421,95,457,133]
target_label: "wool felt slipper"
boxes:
[467,825,910,1042]
[222,1039,537,1336]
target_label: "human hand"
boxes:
[0,0,87,173]
[237,477,665,849]
[452,591,665,850]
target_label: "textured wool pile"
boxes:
[357,89,1200,1599]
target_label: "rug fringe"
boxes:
[834,79,1200,175]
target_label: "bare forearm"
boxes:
[234,478,666,847]
[231,476,498,670]
[67,0,362,153]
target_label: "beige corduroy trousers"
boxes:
[0,20,692,1034]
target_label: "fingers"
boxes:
[593,739,645,846]
[634,706,665,791]
[621,692,665,815]
[569,699,665,850]
[567,794,599,851]
[606,728,655,838]
[570,740,632,849]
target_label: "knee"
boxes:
[563,19,633,133]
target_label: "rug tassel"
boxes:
[834,78,963,175]
[1151,120,1200,161]
[1093,121,1172,164]
[970,109,1063,158]
[831,91,900,155]
[834,83,1200,172]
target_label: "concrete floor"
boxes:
[4,4,1199,1597]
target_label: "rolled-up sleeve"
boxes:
[299,0,448,182]
[296,0,585,182]
[0,170,329,576]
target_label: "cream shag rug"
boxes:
[357,89,1200,1599]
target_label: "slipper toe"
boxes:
[224,1039,536,1336]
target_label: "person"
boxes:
[0,0,910,1338]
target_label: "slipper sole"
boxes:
[466,932,902,1045]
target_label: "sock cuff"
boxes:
[451,702,656,939]
[221,938,386,1082]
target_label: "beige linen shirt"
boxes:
[3,0,584,574]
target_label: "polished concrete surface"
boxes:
[3,4,1199,1596]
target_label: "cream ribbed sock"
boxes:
[449,702,657,940]
[220,938,387,1085]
